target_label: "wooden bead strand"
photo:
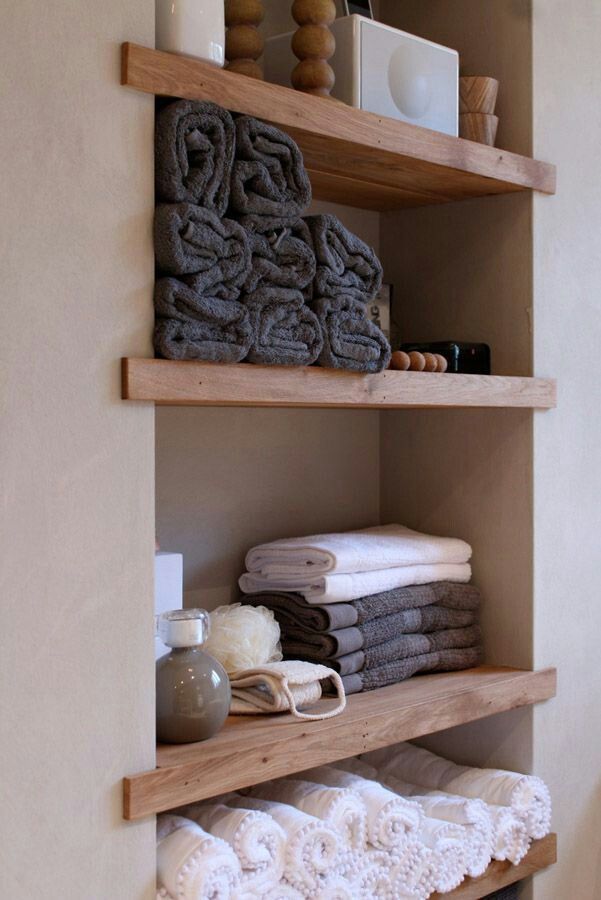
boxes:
[225,0,265,80]
[291,0,337,98]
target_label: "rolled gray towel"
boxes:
[155,100,235,214]
[341,645,485,695]
[243,287,323,367]
[243,219,316,298]
[305,214,383,303]
[230,116,312,225]
[154,205,250,300]
[313,295,391,373]
[154,278,253,362]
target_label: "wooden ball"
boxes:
[408,351,426,372]
[225,24,264,61]
[291,58,335,95]
[423,352,438,372]
[226,58,264,79]
[434,354,448,373]
[225,0,265,27]
[292,24,336,61]
[390,351,411,371]
[292,0,336,27]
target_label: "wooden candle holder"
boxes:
[225,0,265,80]
[291,0,337,97]
[460,113,499,147]
[459,76,499,115]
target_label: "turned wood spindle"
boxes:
[225,0,265,80]
[291,0,337,98]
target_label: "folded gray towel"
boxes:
[154,205,250,300]
[278,607,477,660]
[154,278,253,362]
[230,117,312,225]
[241,583,481,630]
[305,214,383,303]
[155,100,235,214]
[243,287,323,366]
[243,219,316,298]
[312,295,391,373]
[341,645,484,694]
[284,626,481,676]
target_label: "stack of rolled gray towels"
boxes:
[238,524,483,695]
[153,99,390,372]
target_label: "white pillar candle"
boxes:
[156,0,225,66]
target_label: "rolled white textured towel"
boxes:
[339,849,394,900]
[382,775,493,878]
[250,778,367,851]
[303,766,422,852]
[182,802,286,890]
[490,804,532,864]
[228,796,341,894]
[368,742,551,839]
[388,838,437,900]
[313,873,356,899]
[244,525,472,576]
[417,817,467,893]
[156,815,242,900]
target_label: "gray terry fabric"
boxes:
[240,592,359,631]
[230,117,312,224]
[340,645,484,695]
[242,219,316,298]
[360,606,476,647]
[243,287,323,367]
[154,205,250,299]
[305,214,383,303]
[154,278,253,363]
[281,626,364,660]
[312,295,391,373]
[352,582,482,623]
[155,100,235,214]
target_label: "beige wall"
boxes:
[0,2,156,898]
[532,2,601,898]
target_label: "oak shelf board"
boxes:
[432,833,557,900]
[121,43,556,212]
[122,358,557,410]
[123,666,556,820]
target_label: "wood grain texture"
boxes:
[432,833,557,899]
[123,666,556,819]
[121,43,556,211]
[122,359,557,410]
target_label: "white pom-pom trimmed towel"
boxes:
[490,805,531,864]
[184,802,286,889]
[249,778,367,851]
[417,817,467,893]
[229,660,346,720]
[156,816,242,900]
[303,766,423,852]
[227,796,341,894]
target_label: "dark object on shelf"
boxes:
[400,342,491,375]
[484,881,520,899]
[343,0,374,17]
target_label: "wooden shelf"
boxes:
[432,833,557,899]
[123,359,557,410]
[122,43,556,212]
[123,666,556,820]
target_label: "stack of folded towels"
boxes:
[153,99,390,372]
[238,524,483,694]
[155,744,551,899]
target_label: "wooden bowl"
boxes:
[460,113,499,147]
[460,76,499,114]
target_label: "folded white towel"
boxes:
[371,741,551,840]
[381,775,493,878]
[156,815,242,900]
[183,802,286,890]
[490,804,532,864]
[245,524,472,576]
[251,778,367,851]
[303,766,422,852]
[240,562,472,604]
[417,816,467,893]
[228,796,341,894]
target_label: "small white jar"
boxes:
[156,0,225,66]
